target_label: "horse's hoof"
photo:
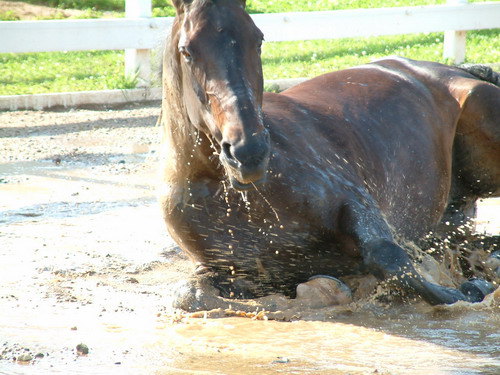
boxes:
[295,275,352,308]
[460,278,495,303]
[171,277,221,312]
[194,263,212,275]
[485,250,500,279]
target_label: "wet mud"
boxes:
[1,104,499,374]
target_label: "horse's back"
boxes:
[278,56,462,151]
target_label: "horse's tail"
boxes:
[458,64,500,86]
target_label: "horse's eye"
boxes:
[257,38,263,53]
[179,46,193,63]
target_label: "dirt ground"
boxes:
[0,103,499,375]
[0,1,86,19]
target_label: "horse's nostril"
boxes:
[222,142,234,160]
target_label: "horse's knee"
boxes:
[438,196,477,235]
[360,238,495,305]
[361,239,413,280]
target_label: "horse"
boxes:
[159,0,499,307]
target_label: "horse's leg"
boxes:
[439,183,477,235]
[441,78,500,234]
[340,200,494,305]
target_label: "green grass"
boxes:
[13,0,124,11]
[0,10,21,20]
[0,51,137,95]
[246,0,489,14]
[262,29,500,80]
[0,0,498,95]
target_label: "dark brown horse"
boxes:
[160,0,499,306]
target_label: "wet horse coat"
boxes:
[160,0,499,305]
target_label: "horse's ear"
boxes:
[172,0,245,14]
[171,0,193,14]
[171,0,183,14]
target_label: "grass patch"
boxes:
[15,0,124,11]
[262,29,500,80]
[12,1,176,16]
[0,10,21,20]
[248,0,440,13]
[0,50,136,95]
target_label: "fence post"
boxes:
[443,0,467,64]
[125,0,152,87]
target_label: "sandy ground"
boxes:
[0,102,194,374]
[0,103,499,375]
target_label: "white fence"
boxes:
[0,0,499,86]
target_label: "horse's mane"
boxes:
[160,14,216,186]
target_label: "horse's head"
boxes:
[171,0,270,190]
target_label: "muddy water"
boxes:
[157,310,500,375]
[1,107,499,374]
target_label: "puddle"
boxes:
[158,313,499,375]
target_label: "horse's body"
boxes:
[160,0,499,305]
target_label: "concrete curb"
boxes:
[0,87,162,111]
[264,78,307,92]
[0,78,308,111]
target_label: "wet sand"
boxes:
[0,104,498,374]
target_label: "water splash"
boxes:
[251,182,280,223]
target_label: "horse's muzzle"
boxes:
[220,129,270,190]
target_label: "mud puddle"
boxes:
[1,105,499,374]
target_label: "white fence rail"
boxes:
[0,18,171,53]
[0,1,499,85]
